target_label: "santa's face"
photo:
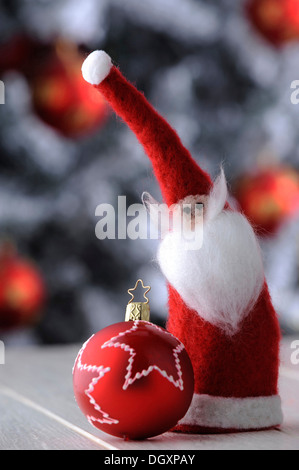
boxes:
[145,170,265,336]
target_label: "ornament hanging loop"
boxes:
[127,279,151,304]
[125,279,151,322]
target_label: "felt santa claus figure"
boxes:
[81,50,283,433]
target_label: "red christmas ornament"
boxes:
[73,280,194,440]
[246,0,299,46]
[30,41,108,138]
[233,166,299,236]
[0,34,34,76]
[0,243,46,329]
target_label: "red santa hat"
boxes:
[81,50,212,206]
[82,51,283,433]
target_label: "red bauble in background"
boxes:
[233,166,299,236]
[73,320,194,440]
[0,34,34,76]
[30,41,109,138]
[246,0,299,46]
[0,244,46,329]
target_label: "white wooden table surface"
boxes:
[0,336,298,451]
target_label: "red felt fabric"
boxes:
[167,282,280,399]
[96,66,212,206]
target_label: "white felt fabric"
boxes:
[179,393,283,429]
[81,50,112,85]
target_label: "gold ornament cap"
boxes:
[125,279,151,322]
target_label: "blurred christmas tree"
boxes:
[0,0,299,344]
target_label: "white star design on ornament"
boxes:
[76,336,119,425]
[101,321,185,391]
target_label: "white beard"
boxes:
[157,210,265,336]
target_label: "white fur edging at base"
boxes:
[179,393,283,429]
[82,50,112,85]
